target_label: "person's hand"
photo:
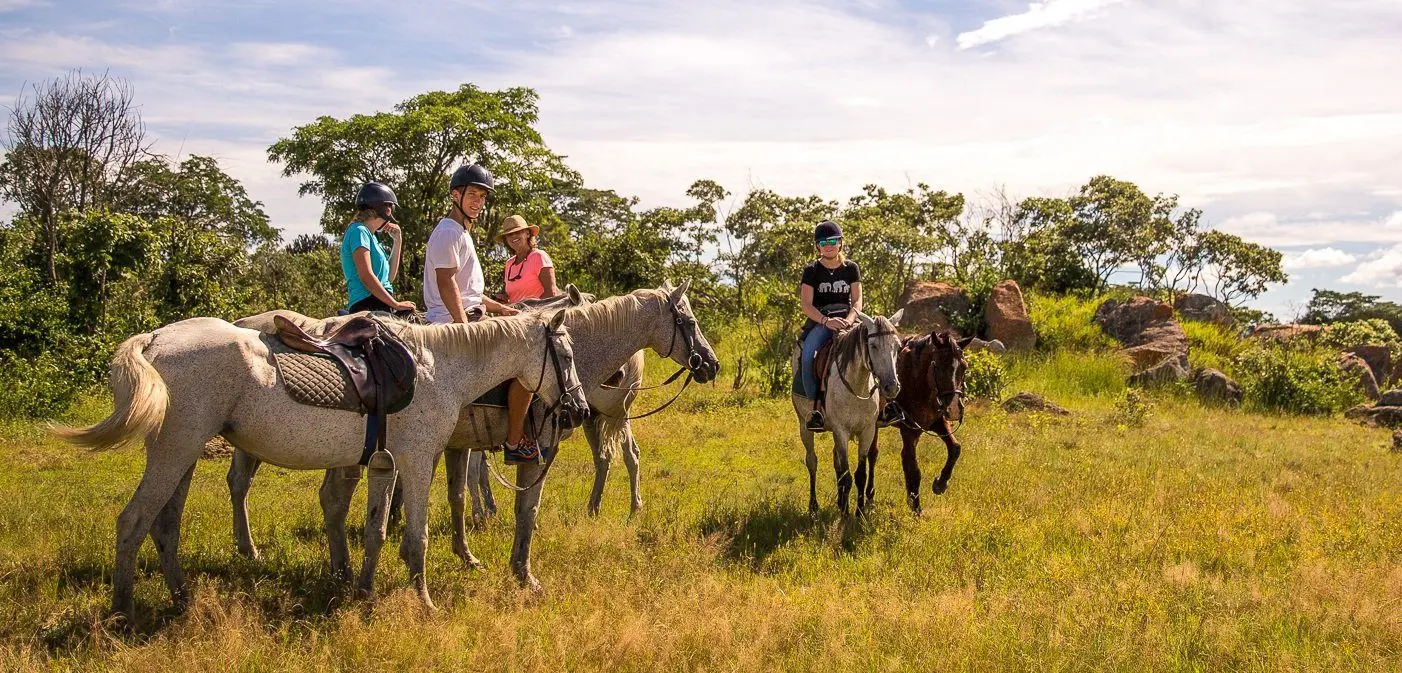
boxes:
[395,299,416,311]
[382,222,402,241]
[498,305,520,316]
[824,316,847,331]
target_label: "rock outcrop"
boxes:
[1339,352,1380,400]
[1174,293,1233,327]
[1346,344,1391,387]
[1094,296,1190,379]
[1249,323,1324,343]
[986,280,1036,351]
[896,281,971,336]
[1193,368,1243,406]
[1001,392,1070,415]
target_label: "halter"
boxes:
[894,339,968,438]
[486,323,586,493]
[594,294,711,420]
[836,324,897,400]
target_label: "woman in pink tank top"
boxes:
[496,215,558,303]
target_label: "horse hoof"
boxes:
[237,545,261,561]
[519,573,543,593]
[461,556,485,571]
[931,481,949,495]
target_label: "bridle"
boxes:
[896,343,967,438]
[594,295,713,421]
[837,322,898,400]
[485,322,587,493]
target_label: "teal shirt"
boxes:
[340,222,393,309]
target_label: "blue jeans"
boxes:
[800,324,833,401]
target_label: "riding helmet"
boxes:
[450,163,495,193]
[814,219,843,242]
[354,182,399,223]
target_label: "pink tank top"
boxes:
[504,249,553,304]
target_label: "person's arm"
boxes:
[800,284,844,331]
[353,248,414,310]
[539,265,558,298]
[384,223,403,283]
[482,296,519,316]
[846,282,863,322]
[435,267,468,323]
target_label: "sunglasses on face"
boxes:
[818,237,843,247]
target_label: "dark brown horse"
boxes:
[858,331,971,514]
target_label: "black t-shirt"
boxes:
[801,259,861,327]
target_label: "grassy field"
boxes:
[2,352,1401,671]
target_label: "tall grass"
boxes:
[3,352,1400,671]
[1183,320,1253,376]
[1025,291,1116,353]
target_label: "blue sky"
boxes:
[2,0,1401,317]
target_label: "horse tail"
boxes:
[593,410,628,462]
[51,332,169,451]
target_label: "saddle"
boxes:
[274,314,417,465]
[791,330,841,404]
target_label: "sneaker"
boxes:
[806,410,827,432]
[503,438,542,465]
[877,401,905,427]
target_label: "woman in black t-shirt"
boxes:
[798,220,862,431]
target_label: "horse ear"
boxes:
[956,336,975,350]
[548,309,567,331]
[856,312,875,329]
[675,278,692,299]
[566,284,583,306]
[660,279,675,292]
[889,308,904,327]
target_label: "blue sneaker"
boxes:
[504,438,542,465]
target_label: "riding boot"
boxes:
[877,400,905,427]
[806,403,827,433]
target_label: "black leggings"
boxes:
[349,295,414,319]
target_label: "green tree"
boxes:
[1198,230,1287,307]
[1301,289,1402,334]
[268,84,578,296]
[1064,176,1179,293]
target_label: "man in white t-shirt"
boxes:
[424,163,544,465]
[423,164,518,324]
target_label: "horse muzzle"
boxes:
[881,381,902,400]
[557,398,591,429]
[688,352,719,384]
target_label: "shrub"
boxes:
[1234,344,1362,416]
[1025,292,1116,353]
[1004,350,1129,399]
[1319,318,1401,352]
[1110,388,1153,427]
[964,349,1007,401]
[0,349,93,418]
[1183,320,1253,376]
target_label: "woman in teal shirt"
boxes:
[340,182,415,314]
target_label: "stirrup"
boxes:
[806,411,827,433]
[877,402,905,428]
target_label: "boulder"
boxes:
[1130,358,1189,386]
[1393,429,1402,453]
[896,281,971,336]
[1094,296,1189,377]
[1339,352,1380,400]
[1346,344,1390,386]
[1193,368,1243,405]
[1367,406,1402,428]
[1001,392,1070,415]
[1249,323,1324,343]
[965,338,1008,355]
[1379,389,1402,407]
[1344,404,1373,420]
[1174,293,1233,327]
[986,280,1036,351]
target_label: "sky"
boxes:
[1,0,1400,317]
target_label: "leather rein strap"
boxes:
[836,327,896,401]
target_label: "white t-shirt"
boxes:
[422,217,485,324]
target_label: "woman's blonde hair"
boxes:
[354,208,379,224]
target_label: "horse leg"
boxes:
[854,426,876,517]
[510,460,550,591]
[865,433,879,503]
[930,419,962,496]
[149,463,196,609]
[319,466,360,583]
[387,481,404,532]
[476,450,498,518]
[227,448,261,560]
[113,428,206,618]
[396,452,438,610]
[801,425,819,513]
[833,430,853,516]
[620,423,644,516]
[899,426,923,513]
[445,448,484,569]
[584,419,611,516]
[355,452,397,600]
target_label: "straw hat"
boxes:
[495,214,539,242]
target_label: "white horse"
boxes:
[790,312,903,515]
[53,309,588,617]
[228,281,719,589]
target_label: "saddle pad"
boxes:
[270,340,361,413]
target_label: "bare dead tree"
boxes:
[0,69,152,283]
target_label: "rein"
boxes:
[593,296,706,421]
[484,324,581,494]
[835,327,896,401]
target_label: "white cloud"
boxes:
[1341,244,1402,287]
[956,0,1128,50]
[0,0,45,11]
[1219,211,1402,247]
[1283,247,1357,270]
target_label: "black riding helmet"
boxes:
[450,164,494,193]
[354,182,399,224]
[814,219,842,242]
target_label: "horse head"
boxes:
[923,331,972,421]
[858,312,903,400]
[656,279,721,384]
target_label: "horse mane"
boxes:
[832,323,867,370]
[566,288,666,336]
[401,315,540,361]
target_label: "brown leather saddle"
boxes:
[274,314,417,465]
[792,331,840,405]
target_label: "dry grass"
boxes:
[2,354,1401,671]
